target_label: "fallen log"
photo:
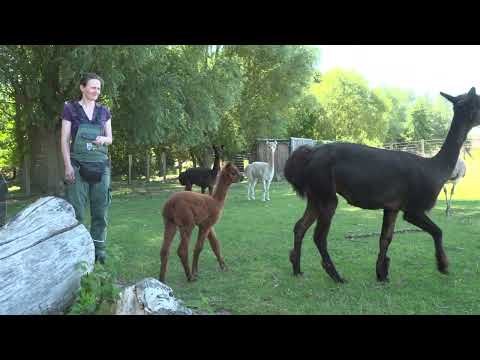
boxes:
[0,196,95,314]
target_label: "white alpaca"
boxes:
[245,140,277,201]
[443,157,467,216]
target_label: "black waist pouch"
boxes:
[76,161,107,184]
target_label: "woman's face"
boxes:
[80,79,101,101]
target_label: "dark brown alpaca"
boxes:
[284,87,480,283]
[178,145,224,195]
[160,162,242,283]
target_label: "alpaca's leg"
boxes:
[448,184,456,215]
[376,209,399,282]
[290,200,318,276]
[208,185,213,195]
[177,225,194,281]
[247,180,251,200]
[251,179,257,200]
[266,179,272,201]
[201,187,206,194]
[185,182,192,192]
[404,211,448,274]
[207,228,226,271]
[443,186,449,216]
[191,225,210,280]
[313,196,345,283]
[159,221,178,283]
[262,179,267,201]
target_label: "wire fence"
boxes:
[383,138,476,158]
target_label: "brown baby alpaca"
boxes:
[159,162,242,283]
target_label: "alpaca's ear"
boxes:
[468,87,477,97]
[221,145,225,150]
[440,92,457,104]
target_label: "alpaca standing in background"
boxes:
[245,140,277,201]
[178,145,224,195]
[443,157,467,216]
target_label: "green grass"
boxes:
[6,180,480,314]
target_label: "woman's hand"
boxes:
[93,136,106,145]
[65,164,75,184]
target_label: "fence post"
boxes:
[128,155,132,185]
[161,152,167,182]
[146,150,150,183]
[420,139,425,156]
[23,154,31,196]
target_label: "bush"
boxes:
[68,262,121,315]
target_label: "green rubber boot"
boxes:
[94,240,107,264]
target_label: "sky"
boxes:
[313,45,480,98]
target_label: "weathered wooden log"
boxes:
[0,196,95,314]
[116,277,193,315]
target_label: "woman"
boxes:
[61,73,113,264]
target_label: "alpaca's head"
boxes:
[221,162,242,184]
[213,145,225,160]
[441,87,480,129]
[266,140,277,153]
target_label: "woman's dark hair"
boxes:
[80,73,104,88]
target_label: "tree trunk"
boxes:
[30,125,64,195]
[0,197,94,314]
[198,147,212,168]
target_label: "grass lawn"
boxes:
[5,152,480,314]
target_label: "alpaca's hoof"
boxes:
[437,255,449,274]
[438,267,449,275]
[293,271,304,277]
[220,264,228,272]
[376,275,389,283]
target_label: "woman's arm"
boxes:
[94,118,113,146]
[61,119,75,183]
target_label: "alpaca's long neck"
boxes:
[432,113,470,180]
[268,149,275,172]
[212,176,231,204]
[212,150,220,175]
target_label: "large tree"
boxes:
[375,87,416,144]
[223,45,317,152]
[0,45,318,192]
[0,45,159,193]
[310,68,389,144]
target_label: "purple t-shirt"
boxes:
[61,101,112,140]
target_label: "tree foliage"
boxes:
[0,45,458,191]
[310,68,388,144]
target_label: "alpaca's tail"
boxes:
[284,144,316,199]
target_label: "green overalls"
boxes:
[65,105,111,264]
